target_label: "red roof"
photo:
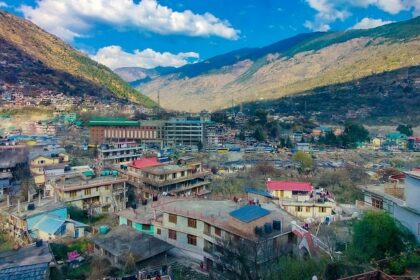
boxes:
[129,157,161,169]
[266,181,313,192]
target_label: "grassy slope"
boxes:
[0,11,156,107]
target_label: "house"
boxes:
[122,157,211,198]
[359,170,420,242]
[29,149,70,186]
[92,225,173,267]
[116,207,156,235]
[48,171,127,214]
[152,199,295,272]
[384,132,408,150]
[0,243,53,280]
[1,198,87,243]
[266,180,313,202]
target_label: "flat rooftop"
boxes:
[53,175,127,191]
[92,225,173,262]
[3,198,66,219]
[0,243,53,271]
[156,199,295,241]
[143,164,189,175]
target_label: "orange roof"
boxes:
[129,157,161,169]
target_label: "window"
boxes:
[306,207,311,212]
[142,224,151,231]
[84,189,91,195]
[319,207,327,213]
[157,228,161,235]
[127,219,132,227]
[188,218,197,228]
[204,223,211,235]
[296,206,303,212]
[215,227,221,237]
[372,197,383,209]
[169,214,177,224]
[69,191,77,198]
[105,185,110,190]
[168,229,177,240]
[187,234,197,246]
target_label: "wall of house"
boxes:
[393,204,420,243]
[405,175,420,212]
[282,204,333,219]
[119,216,155,235]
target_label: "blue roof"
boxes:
[0,263,49,280]
[32,215,65,235]
[229,205,270,223]
[244,187,273,198]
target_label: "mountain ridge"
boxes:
[134,17,420,112]
[0,10,156,108]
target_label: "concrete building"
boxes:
[151,199,295,272]
[48,171,127,214]
[360,170,420,242]
[88,117,164,146]
[122,157,211,198]
[97,141,143,167]
[0,243,53,280]
[29,149,70,186]
[164,117,207,148]
[1,198,86,243]
[92,225,172,268]
[266,180,313,202]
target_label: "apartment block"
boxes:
[48,171,127,214]
[152,200,295,271]
[97,141,143,167]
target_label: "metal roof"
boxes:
[88,117,139,127]
[244,187,274,198]
[229,205,270,223]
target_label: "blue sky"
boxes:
[0,0,418,69]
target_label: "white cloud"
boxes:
[0,2,8,8]
[20,0,239,42]
[304,0,420,31]
[304,0,350,31]
[351,17,395,29]
[90,45,199,70]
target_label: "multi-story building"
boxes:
[48,171,127,214]
[88,117,164,146]
[151,199,295,273]
[359,170,420,243]
[267,180,335,220]
[97,141,143,167]
[164,117,207,148]
[29,149,70,186]
[122,157,211,198]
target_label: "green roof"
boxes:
[88,117,139,127]
[82,170,95,177]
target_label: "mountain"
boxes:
[0,11,156,108]
[136,17,420,112]
[114,66,175,88]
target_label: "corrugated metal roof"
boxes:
[266,181,313,192]
[32,215,65,235]
[244,187,273,198]
[88,117,139,127]
[229,205,270,223]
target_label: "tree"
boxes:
[348,211,416,263]
[88,257,111,280]
[254,109,268,125]
[340,122,369,148]
[292,151,313,171]
[253,127,266,142]
[396,124,413,136]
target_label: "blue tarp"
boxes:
[229,205,270,223]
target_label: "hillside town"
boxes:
[0,1,420,280]
[0,108,419,280]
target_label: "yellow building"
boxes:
[281,201,334,220]
[29,152,70,186]
[266,181,313,202]
[371,137,383,149]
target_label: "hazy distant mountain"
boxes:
[0,11,156,108]
[136,17,419,112]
